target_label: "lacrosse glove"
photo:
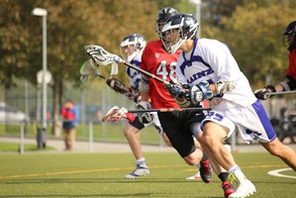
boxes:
[106,77,129,95]
[136,101,154,124]
[188,81,214,105]
[254,85,276,100]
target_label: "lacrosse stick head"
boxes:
[80,59,105,83]
[84,45,123,75]
[101,106,129,123]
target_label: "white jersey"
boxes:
[177,38,276,143]
[126,51,143,91]
[126,50,163,134]
[176,38,257,110]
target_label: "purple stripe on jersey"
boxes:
[180,38,212,76]
[252,100,277,141]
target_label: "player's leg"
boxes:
[123,117,149,179]
[261,137,296,171]
[158,111,211,183]
[198,121,255,198]
[204,147,234,198]
[240,100,296,171]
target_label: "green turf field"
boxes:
[0,152,295,198]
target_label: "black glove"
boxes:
[166,81,191,98]
[136,101,154,124]
[254,85,276,100]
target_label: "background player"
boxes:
[254,20,296,98]
[106,33,169,179]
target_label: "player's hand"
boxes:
[254,85,276,100]
[166,82,184,97]
[190,81,213,104]
[136,101,154,124]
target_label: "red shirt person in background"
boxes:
[61,99,78,151]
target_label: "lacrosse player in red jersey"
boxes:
[139,6,218,186]
[255,20,296,98]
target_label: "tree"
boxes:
[202,1,295,88]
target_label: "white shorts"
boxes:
[199,100,277,143]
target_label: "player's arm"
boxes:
[139,74,150,102]
[254,76,296,100]
[166,80,235,106]
[106,77,140,102]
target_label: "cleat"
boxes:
[186,172,201,181]
[199,159,212,183]
[222,181,235,198]
[124,164,150,179]
[228,179,256,198]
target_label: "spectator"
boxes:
[61,99,78,151]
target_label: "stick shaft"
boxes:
[128,107,210,113]
[123,61,169,84]
[265,90,296,96]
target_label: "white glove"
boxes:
[190,81,214,105]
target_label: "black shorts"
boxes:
[158,110,204,157]
[129,116,145,130]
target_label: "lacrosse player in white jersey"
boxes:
[161,13,296,198]
[106,34,166,179]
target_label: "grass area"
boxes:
[0,122,161,145]
[0,142,55,152]
[0,152,295,197]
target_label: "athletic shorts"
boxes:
[158,110,204,157]
[199,100,277,143]
[129,112,163,134]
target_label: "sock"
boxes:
[196,163,200,169]
[228,165,247,182]
[136,158,147,166]
[218,172,229,182]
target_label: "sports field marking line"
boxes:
[0,164,292,180]
[268,168,296,179]
[0,165,183,180]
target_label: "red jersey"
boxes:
[141,40,181,108]
[286,49,296,80]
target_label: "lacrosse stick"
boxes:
[84,45,169,85]
[101,106,211,123]
[80,59,106,83]
[265,90,296,97]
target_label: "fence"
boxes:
[1,79,296,154]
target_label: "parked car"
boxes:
[0,102,29,123]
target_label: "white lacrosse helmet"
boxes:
[161,14,199,54]
[120,34,146,62]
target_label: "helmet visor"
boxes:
[161,28,184,54]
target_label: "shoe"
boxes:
[124,164,150,179]
[199,159,212,183]
[228,180,256,198]
[186,172,201,180]
[222,181,235,198]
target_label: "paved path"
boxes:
[1,136,296,154]
[0,136,175,153]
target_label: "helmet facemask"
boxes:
[120,34,146,62]
[161,28,185,54]
[161,14,199,54]
[283,20,296,51]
